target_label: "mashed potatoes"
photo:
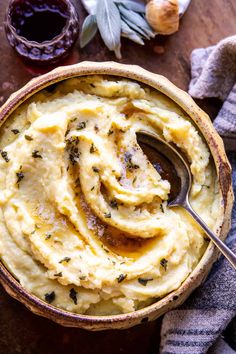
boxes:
[0,76,221,315]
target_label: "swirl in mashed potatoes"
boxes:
[0,76,221,315]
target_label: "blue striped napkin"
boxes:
[160,35,236,354]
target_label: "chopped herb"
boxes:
[11,129,20,134]
[107,129,114,136]
[32,150,42,159]
[117,274,127,283]
[138,277,153,286]
[110,199,118,209]
[45,233,52,240]
[160,258,168,271]
[94,124,99,132]
[91,186,95,191]
[133,176,137,184]
[202,184,210,189]
[66,165,70,171]
[117,176,122,182]
[79,275,86,280]
[101,244,109,253]
[45,291,55,304]
[54,272,62,277]
[66,136,80,145]
[124,152,139,171]
[59,257,71,264]
[119,129,125,133]
[92,166,99,173]
[69,288,78,305]
[65,128,70,137]
[70,117,77,123]
[160,204,164,213]
[90,143,97,153]
[16,171,24,184]
[69,150,80,164]
[35,224,39,229]
[66,137,80,165]
[0,150,10,162]
[77,121,86,130]
[104,212,111,218]
[25,135,33,141]
[75,178,80,187]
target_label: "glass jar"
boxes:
[4,0,79,66]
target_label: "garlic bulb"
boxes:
[146,0,179,35]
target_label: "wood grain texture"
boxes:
[0,0,235,353]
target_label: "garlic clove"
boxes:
[146,0,179,35]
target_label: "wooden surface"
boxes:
[0,0,235,353]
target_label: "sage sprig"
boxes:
[80,0,155,58]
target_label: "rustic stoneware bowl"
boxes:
[0,62,233,330]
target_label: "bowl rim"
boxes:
[0,61,233,330]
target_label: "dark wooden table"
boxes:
[0,1,235,353]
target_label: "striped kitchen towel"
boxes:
[160,35,236,354]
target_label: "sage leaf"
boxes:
[81,0,97,14]
[119,5,155,38]
[96,0,122,58]
[121,20,144,45]
[80,14,98,48]
[114,0,145,13]
[122,16,152,40]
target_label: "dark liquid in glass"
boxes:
[13,5,68,43]
[5,0,79,66]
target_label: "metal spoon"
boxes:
[137,130,236,270]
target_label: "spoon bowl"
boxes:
[137,130,236,270]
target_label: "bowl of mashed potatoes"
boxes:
[0,62,233,330]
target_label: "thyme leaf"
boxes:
[25,135,33,141]
[77,121,86,130]
[160,258,168,271]
[11,129,20,135]
[32,150,43,159]
[45,291,56,304]
[110,199,118,209]
[92,166,99,173]
[54,272,63,277]
[124,152,139,170]
[90,143,97,153]
[138,277,153,286]
[59,257,71,264]
[107,129,114,136]
[16,171,24,184]
[69,288,78,305]
[0,150,10,162]
[117,274,127,283]
[94,124,99,132]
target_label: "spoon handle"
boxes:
[183,202,236,270]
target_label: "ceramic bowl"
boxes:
[0,62,233,330]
